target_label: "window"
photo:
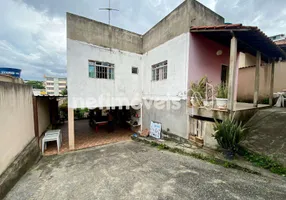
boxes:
[47,92,54,95]
[152,60,167,81]
[47,83,53,86]
[89,61,114,80]
[47,87,54,90]
[132,67,138,74]
[59,83,66,86]
[58,78,66,82]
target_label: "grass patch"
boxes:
[242,150,286,176]
[134,137,260,175]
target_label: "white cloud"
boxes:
[1,0,285,80]
[197,0,216,11]
[0,0,66,80]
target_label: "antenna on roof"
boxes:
[99,0,119,25]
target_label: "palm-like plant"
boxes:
[213,115,246,155]
[188,76,208,106]
[216,83,228,98]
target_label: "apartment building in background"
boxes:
[44,76,67,95]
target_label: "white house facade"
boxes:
[66,0,225,149]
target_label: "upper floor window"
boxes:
[58,78,66,82]
[46,82,53,86]
[46,77,54,81]
[152,60,167,81]
[132,67,138,74]
[89,61,114,80]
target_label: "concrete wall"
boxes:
[142,33,190,100]
[237,62,286,101]
[142,0,224,52]
[0,138,40,200]
[0,75,24,84]
[67,39,142,108]
[189,33,230,86]
[67,0,224,55]
[67,13,143,54]
[142,100,188,139]
[37,97,50,136]
[0,82,35,175]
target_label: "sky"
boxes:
[0,0,285,80]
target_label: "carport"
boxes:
[66,105,142,154]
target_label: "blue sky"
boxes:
[0,0,285,80]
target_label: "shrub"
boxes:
[59,100,68,119]
[213,116,246,153]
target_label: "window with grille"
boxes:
[132,67,138,74]
[152,60,167,81]
[89,61,114,80]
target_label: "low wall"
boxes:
[0,138,41,199]
[0,82,41,199]
[237,61,286,101]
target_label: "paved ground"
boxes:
[243,108,286,166]
[44,120,132,155]
[5,141,286,200]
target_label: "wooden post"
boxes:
[68,108,75,150]
[227,36,238,111]
[269,60,275,106]
[253,51,261,107]
[32,96,39,143]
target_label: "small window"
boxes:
[152,60,167,81]
[89,61,114,80]
[132,67,138,74]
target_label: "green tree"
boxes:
[61,87,68,95]
[26,80,45,89]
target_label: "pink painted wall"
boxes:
[188,33,230,87]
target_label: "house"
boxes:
[66,0,286,149]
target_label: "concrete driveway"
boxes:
[5,141,286,200]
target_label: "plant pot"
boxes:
[203,100,209,107]
[223,149,235,160]
[216,98,228,109]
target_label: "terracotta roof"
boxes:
[190,24,286,61]
[275,39,286,46]
[190,24,257,31]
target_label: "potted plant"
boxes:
[188,76,208,107]
[215,83,228,109]
[213,116,246,159]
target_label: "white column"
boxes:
[269,61,275,106]
[253,51,261,107]
[68,108,75,150]
[227,36,238,111]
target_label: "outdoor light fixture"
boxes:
[216,50,223,56]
